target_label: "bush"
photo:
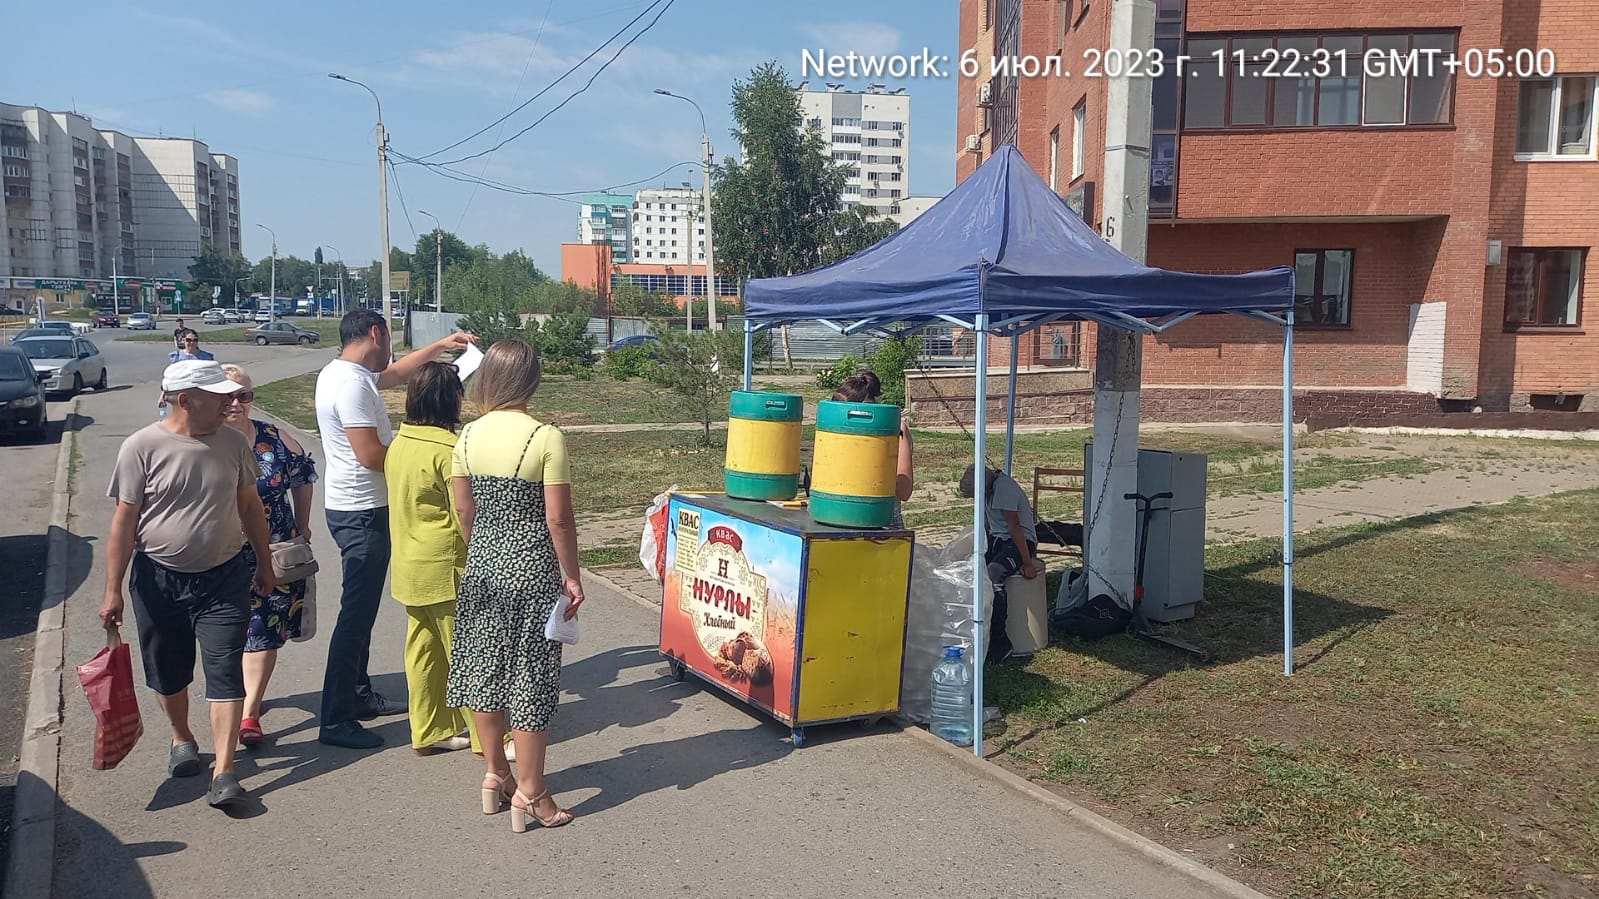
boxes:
[815,354,860,393]
[602,346,657,380]
[531,310,596,371]
[869,336,922,407]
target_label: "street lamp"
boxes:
[255,223,277,321]
[233,277,249,309]
[654,89,718,332]
[323,244,345,315]
[416,209,443,311]
[330,73,393,347]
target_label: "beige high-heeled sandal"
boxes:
[480,771,517,815]
[509,788,574,833]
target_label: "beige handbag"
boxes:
[269,536,319,582]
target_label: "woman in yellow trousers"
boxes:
[385,362,481,755]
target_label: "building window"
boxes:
[1057,1,1072,50]
[1293,249,1354,327]
[1049,126,1060,190]
[1515,76,1597,159]
[1071,101,1086,179]
[1505,248,1585,327]
[1183,32,1457,130]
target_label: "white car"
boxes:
[16,335,108,395]
[202,308,228,325]
[126,313,157,330]
[223,309,244,323]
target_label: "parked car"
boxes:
[8,328,55,344]
[0,346,48,440]
[222,308,244,323]
[126,312,157,330]
[607,334,660,352]
[92,310,121,328]
[243,322,320,346]
[15,336,107,395]
[201,308,228,325]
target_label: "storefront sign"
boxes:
[0,278,9,289]
[662,500,801,720]
[34,279,84,291]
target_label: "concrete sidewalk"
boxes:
[40,368,1264,899]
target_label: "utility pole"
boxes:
[683,206,696,333]
[417,210,443,311]
[331,73,392,352]
[654,89,717,331]
[111,253,121,318]
[1088,0,1157,607]
[325,245,344,315]
[256,224,278,322]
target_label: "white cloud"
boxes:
[798,21,904,60]
[202,89,275,117]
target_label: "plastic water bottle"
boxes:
[930,646,974,746]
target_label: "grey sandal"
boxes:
[168,741,202,778]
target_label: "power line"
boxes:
[415,0,678,166]
[390,150,702,203]
[458,0,558,233]
[388,162,418,239]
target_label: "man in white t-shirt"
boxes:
[314,309,474,749]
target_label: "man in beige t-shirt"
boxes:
[99,360,275,810]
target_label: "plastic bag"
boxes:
[544,588,580,645]
[899,528,992,725]
[639,486,679,583]
[76,627,144,770]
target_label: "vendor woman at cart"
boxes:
[832,371,914,528]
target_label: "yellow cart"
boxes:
[659,493,912,746]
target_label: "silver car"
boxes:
[126,312,157,330]
[243,322,320,346]
[16,336,108,395]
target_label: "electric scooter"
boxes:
[1124,492,1212,663]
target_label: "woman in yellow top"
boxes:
[449,338,581,834]
[384,361,480,756]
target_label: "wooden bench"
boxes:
[1032,467,1085,561]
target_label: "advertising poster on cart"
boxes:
[662,499,801,721]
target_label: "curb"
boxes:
[5,398,80,899]
[590,562,1272,899]
[898,724,1274,899]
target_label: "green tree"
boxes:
[646,327,745,444]
[411,229,475,308]
[712,61,899,286]
[611,278,679,317]
[448,251,549,347]
[251,255,317,298]
[189,244,253,302]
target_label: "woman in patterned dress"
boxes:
[449,338,579,833]
[221,364,318,746]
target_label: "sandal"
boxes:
[239,717,264,747]
[510,788,574,834]
[480,771,517,815]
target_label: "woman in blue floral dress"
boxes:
[222,364,318,746]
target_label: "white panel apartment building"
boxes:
[1,102,240,300]
[797,83,910,219]
[631,186,706,265]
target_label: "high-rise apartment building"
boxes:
[1,102,240,307]
[798,83,911,218]
[631,186,706,265]
[578,192,634,263]
[955,0,1598,418]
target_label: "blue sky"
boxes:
[3,0,959,275]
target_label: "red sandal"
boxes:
[239,717,264,746]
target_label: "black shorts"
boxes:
[128,550,251,701]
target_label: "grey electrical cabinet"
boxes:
[1081,444,1207,622]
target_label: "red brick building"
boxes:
[954,0,1598,418]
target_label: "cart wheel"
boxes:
[790,728,806,748]
[857,717,881,731]
[668,660,687,682]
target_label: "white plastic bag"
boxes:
[639,485,680,582]
[545,588,580,645]
[899,528,991,725]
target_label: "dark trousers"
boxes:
[983,537,1036,663]
[321,507,391,727]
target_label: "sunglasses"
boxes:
[183,337,199,343]
[227,390,256,404]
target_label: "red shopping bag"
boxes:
[75,627,144,770]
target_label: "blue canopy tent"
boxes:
[741,145,1298,755]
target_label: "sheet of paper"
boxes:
[453,342,485,381]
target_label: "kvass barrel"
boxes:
[724,391,803,501]
[810,400,900,528]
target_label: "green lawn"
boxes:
[985,490,1599,899]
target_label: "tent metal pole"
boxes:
[742,318,754,391]
[1004,333,1019,474]
[1282,308,1295,676]
[972,314,990,757]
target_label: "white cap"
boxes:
[161,360,244,394]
